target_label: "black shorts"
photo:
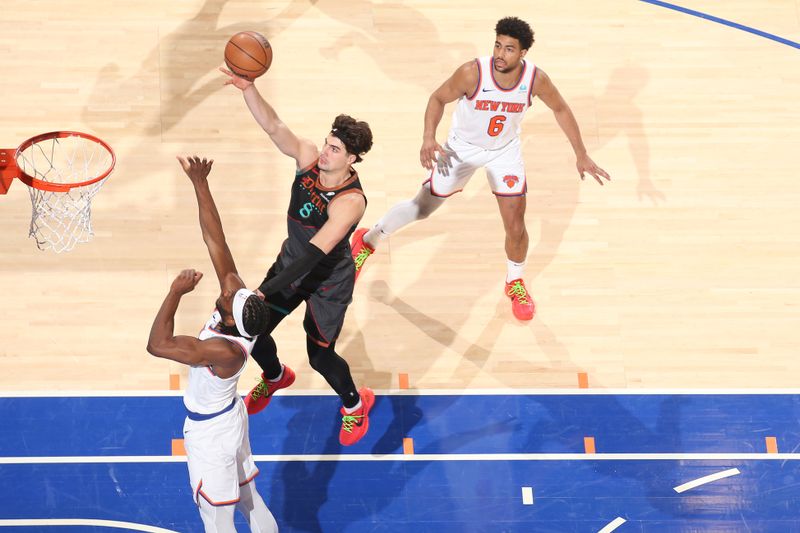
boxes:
[262,251,355,347]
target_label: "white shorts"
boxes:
[425,133,527,197]
[183,398,259,506]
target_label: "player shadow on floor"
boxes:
[82,0,316,139]
[312,0,477,89]
[267,406,343,533]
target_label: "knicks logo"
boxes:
[503,175,520,189]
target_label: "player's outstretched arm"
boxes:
[177,156,240,288]
[219,67,318,167]
[533,69,611,185]
[147,269,241,370]
[420,60,479,170]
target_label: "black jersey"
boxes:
[280,160,365,292]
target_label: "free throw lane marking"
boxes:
[673,467,741,493]
[171,439,186,456]
[403,438,414,455]
[584,437,596,454]
[766,436,778,454]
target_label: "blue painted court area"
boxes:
[2,392,800,531]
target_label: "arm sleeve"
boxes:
[258,241,326,296]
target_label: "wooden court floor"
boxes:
[0,0,799,393]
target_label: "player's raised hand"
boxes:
[177,155,214,185]
[577,153,611,185]
[420,136,446,171]
[219,66,253,91]
[171,269,203,295]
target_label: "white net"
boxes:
[16,133,114,253]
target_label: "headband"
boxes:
[231,288,256,337]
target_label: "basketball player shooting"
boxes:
[147,156,278,532]
[350,17,611,321]
[219,66,376,447]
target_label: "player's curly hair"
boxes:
[495,17,534,50]
[242,295,269,337]
[330,114,373,163]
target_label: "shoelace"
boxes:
[353,247,372,269]
[249,379,269,401]
[341,413,363,433]
[507,281,529,305]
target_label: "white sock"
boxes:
[267,364,284,383]
[363,226,390,249]
[506,260,526,283]
[344,398,362,414]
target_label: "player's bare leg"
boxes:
[496,195,535,320]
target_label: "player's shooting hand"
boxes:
[177,155,214,185]
[171,269,203,295]
[577,154,611,185]
[420,137,445,171]
[219,66,253,91]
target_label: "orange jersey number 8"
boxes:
[488,115,506,137]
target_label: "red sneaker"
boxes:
[350,228,374,282]
[339,387,375,446]
[244,365,296,415]
[505,279,535,321]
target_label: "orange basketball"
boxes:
[224,31,272,80]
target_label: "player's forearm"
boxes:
[242,85,282,136]
[554,107,587,157]
[147,290,181,356]
[422,95,446,140]
[192,181,227,250]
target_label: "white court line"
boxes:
[0,519,178,532]
[521,486,534,505]
[598,517,626,532]
[673,467,741,493]
[3,387,800,397]
[2,453,799,465]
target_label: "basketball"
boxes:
[224,31,272,81]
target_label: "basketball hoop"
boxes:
[0,131,115,253]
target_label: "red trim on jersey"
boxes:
[527,65,537,107]
[491,59,527,92]
[196,480,240,506]
[466,58,482,101]
[316,167,359,192]
[326,187,366,211]
[296,159,320,176]
[238,468,260,486]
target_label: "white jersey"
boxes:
[183,309,256,415]
[450,56,537,150]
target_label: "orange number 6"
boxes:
[488,115,506,137]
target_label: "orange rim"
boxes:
[15,131,115,192]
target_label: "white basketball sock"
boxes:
[506,259,526,283]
